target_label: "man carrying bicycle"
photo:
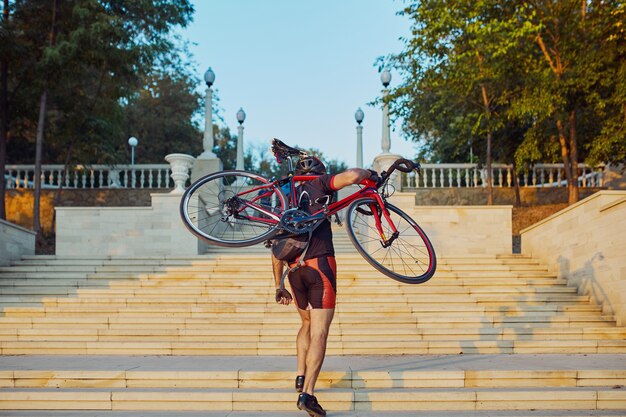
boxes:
[272,154,370,417]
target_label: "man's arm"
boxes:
[331,168,371,190]
[272,253,292,305]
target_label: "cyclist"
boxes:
[272,155,370,417]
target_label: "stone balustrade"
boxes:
[4,162,606,190]
[4,164,173,189]
[402,163,605,189]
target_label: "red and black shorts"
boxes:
[288,256,337,310]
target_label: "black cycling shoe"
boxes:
[297,392,326,417]
[295,375,305,392]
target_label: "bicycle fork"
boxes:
[370,198,399,248]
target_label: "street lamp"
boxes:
[236,108,246,171]
[128,136,138,165]
[380,70,392,153]
[199,67,216,159]
[355,108,364,168]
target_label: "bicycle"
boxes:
[180,139,436,284]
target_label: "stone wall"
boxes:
[0,219,36,266]
[521,191,626,326]
[412,187,601,206]
[388,193,512,257]
[6,189,167,234]
[56,193,197,257]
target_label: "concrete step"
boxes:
[2,412,626,417]
[1,386,625,411]
[0,354,625,411]
[2,339,625,354]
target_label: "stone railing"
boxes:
[401,163,605,189]
[4,162,606,190]
[4,164,173,189]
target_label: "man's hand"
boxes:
[275,288,293,305]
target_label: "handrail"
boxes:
[401,163,605,189]
[4,164,173,189]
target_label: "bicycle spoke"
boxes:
[346,198,436,284]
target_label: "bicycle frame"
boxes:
[230,168,400,245]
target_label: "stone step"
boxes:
[2,340,625,355]
[1,386,625,411]
[2,412,626,417]
[2,327,625,343]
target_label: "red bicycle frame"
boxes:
[232,174,399,244]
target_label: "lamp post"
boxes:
[128,137,138,165]
[236,108,246,171]
[380,69,392,154]
[355,108,364,168]
[199,67,216,159]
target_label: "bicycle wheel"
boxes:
[345,197,436,284]
[180,170,287,247]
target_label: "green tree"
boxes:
[386,0,625,205]
[1,0,194,240]
[123,70,203,163]
[384,0,533,204]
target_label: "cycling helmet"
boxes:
[295,156,326,175]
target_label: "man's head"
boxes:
[295,156,326,175]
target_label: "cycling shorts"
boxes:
[288,256,337,310]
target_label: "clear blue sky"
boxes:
[182,0,415,168]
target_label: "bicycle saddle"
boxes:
[271,138,307,161]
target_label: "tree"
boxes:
[386,0,625,205]
[2,0,194,240]
[0,0,9,220]
[384,0,533,204]
[123,70,203,163]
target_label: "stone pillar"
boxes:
[193,68,223,181]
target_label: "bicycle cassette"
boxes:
[280,209,317,234]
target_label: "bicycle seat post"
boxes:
[286,155,295,175]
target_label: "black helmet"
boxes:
[295,156,326,175]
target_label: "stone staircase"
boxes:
[0,235,625,414]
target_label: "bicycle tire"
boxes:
[180,170,287,247]
[345,197,436,284]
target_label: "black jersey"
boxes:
[295,174,336,260]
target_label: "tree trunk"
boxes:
[568,110,579,203]
[556,117,579,205]
[33,90,47,239]
[480,83,493,205]
[33,0,58,244]
[511,159,521,208]
[486,129,493,205]
[0,0,9,220]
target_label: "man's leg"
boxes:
[302,308,335,396]
[295,307,310,377]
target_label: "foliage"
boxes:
[385,0,626,203]
[1,0,196,165]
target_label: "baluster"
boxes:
[540,168,545,186]
[438,168,444,187]
[582,166,587,187]
[139,169,145,189]
[464,168,469,187]
[81,171,86,188]
[448,169,452,187]
[148,170,154,188]
[473,168,478,188]
[98,170,103,188]
[497,169,503,187]
[548,168,554,187]
[46,170,53,187]
[557,169,562,186]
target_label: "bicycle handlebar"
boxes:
[380,158,420,183]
